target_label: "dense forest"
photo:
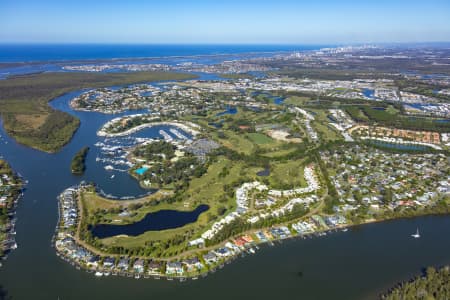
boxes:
[71,147,89,175]
[6,110,81,153]
[133,141,208,191]
[345,105,450,132]
[382,266,450,300]
[132,141,176,161]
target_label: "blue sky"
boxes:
[1,0,449,44]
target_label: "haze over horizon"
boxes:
[1,0,450,44]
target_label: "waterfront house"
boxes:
[203,252,218,265]
[103,257,115,269]
[183,257,203,272]
[255,231,268,241]
[133,259,145,274]
[117,258,130,271]
[225,242,241,254]
[214,247,232,258]
[166,262,184,276]
[234,237,248,247]
[148,261,162,275]
[86,256,100,269]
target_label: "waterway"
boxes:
[0,85,449,300]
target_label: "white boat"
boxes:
[95,272,104,277]
[411,228,420,238]
[111,175,115,179]
[249,248,255,254]
[104,165,114,171]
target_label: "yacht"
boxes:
[411,228,420,239]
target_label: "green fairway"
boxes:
[247,132,274,144]
[284,96,310,106]
[268,159,307,189]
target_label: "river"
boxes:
[0,86,449,300]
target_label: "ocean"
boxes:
[0,44,328,63]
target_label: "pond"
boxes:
[216,106,238,116]
[252,91,285,105]
[256,168,270,177]
[363,88,375,99]
[273,96,284,105]
[90,204,209,238]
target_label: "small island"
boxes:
[71,147,89,175]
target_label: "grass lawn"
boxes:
[284,96,310,106]
[386,105,400,115]
[247,132,274,144]
[261,147,298,158]
[268,159,307,189]
[215,130,255,155]
[81,189,171,216]
[313,121,341,141]
[307,109,342,142]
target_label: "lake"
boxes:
[216,107,237,116]
[366,140,433,151]
[363,88,375,99]
[91,205,209,238]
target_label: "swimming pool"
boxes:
[135,167,149,175]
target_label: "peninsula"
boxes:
[52,51,450,279]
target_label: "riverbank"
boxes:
[53,182,450,281]
[0,159,24,266]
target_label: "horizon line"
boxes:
[1,41,450,46]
